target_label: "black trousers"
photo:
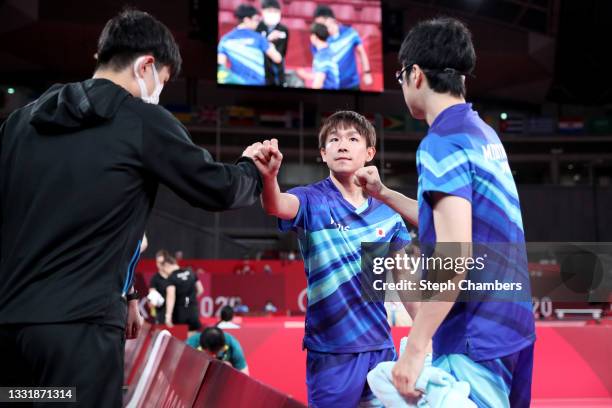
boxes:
[173,305,201,331]
[0,322,124,407]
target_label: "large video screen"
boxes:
[217,0,383,92]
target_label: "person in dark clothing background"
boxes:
[159,250,204,337]
[0,8,269,407]
[148,249,175,324]
[257,0,289,86]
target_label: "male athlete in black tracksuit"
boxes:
[0,9,265,407]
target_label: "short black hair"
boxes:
[262,0,281,10]
[96,8,182,78]
[398,17,475,97]
[319,111,376,149]
[235,4,259,21]
[314,5,335,19]
[220,306,234,322]
[310,23,330,42]
[200,327,226,353]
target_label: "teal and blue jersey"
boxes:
[186,331,247,370]
[280,177,411,353]
[312,47,340,90]
[328,25,363,89]
[416,103,536,361]
[218,28,270,85]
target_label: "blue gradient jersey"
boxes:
[218,28,269,85]
[416,103,536,361]
[313,47,340,90]
[280,178,411,353]
[328,25,362,89]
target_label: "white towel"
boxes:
[367,338,476,408]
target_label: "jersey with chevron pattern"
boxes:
[280,178,411,352]
[416,103,535,361]
[218,28,269,85]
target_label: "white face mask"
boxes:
[133,56,163,104]
[262,10,281,27]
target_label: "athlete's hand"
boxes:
[126,300,144,339]
[354,166,385,199]
[253,139,283,181]
[363,72,373,86]
[391,347,426,400]
[242,142,265,160]
[165,314,174,328]
[268,30,285,42]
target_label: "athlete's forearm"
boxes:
[405,302,454,353]
[405,241,470,352]
[261,177,298,220]
[357,45,371,72]
[379,187,418,226]
[165,287,176,321]
[261,176,282,215]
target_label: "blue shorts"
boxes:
[306,348,396,408]
[434,344,534,408]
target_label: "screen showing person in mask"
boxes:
[217,0,383,92]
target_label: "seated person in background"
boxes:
[217,305,241,329]
[187,327,249,375]
[264,300,278,313]
[234,299,250,314]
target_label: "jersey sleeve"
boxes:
[259,33,271,53]
[166,272,180,288]
[390,216,412,252]
[350,28,363,46]
[313,54,331,78]
[217,37,227,56]
[141,107,262,211]
[312,55,323,73]
[278,186,310,232]
[417,135,473,203]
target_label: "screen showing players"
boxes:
[217,0,383,92]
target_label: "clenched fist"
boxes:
[354,166,385,199]
[252,139,283,181]
[242,142,266,160]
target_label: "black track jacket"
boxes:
[0,78,262,328]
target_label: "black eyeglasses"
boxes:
[395,64,414,85]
